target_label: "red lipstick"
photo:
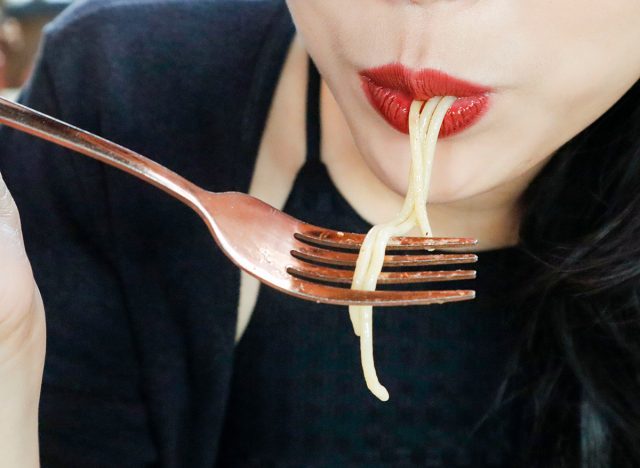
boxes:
[360,63,493,137]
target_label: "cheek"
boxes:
[286,0,360,62]
[409,5,640,203]
[515,1,640,130]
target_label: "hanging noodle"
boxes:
[349,96,458,401]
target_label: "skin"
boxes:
[0,172,44,467]
[3,0,640,463]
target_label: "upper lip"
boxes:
[359,63,492,99]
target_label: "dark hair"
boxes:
[495,77,640,466]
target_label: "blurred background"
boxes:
[0,0,72,98]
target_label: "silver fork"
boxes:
[0,96,478,306]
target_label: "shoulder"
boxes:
[42,0,288,81]
[30,0,293,190]
[46,0,285,40]
[36,0,291,122]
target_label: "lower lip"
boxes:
[361,78,491,138]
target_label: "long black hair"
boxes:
[497,77,640,466]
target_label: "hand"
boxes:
[0,171,44,467]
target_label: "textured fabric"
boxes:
[0,0,524,466]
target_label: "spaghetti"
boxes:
[350,96,457,401]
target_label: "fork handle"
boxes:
[0,96,205,211]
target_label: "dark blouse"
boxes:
[0,1,524,466]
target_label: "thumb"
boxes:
[0,170,34,328]
[0,171,24,254]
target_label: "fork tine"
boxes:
[287,264,476,285]
[291,245,478,268]
[288,277,475,306]
[295,230,477,251]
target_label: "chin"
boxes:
[426,184,477,204]
[367,148,483,206]
[411,160,498,205]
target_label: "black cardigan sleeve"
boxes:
[0,20,159,468]
[0,0,292,466]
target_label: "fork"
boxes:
[0,96,478,306]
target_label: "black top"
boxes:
[0,1,524,466]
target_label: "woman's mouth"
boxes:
[359,63,493,137]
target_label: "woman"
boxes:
[1,0,639,466]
